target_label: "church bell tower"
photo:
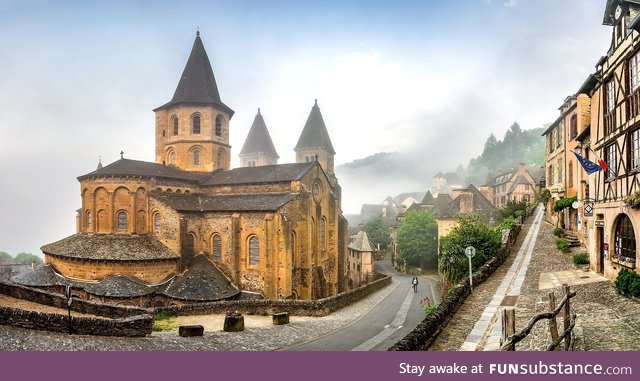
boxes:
[153,32,234,172]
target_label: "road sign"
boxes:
[465,246,476,258]
[65,285,72,299]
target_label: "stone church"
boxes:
[17,33,348,304]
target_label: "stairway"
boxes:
[562,230,582,248]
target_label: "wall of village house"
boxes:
[44,255,177,283]
[155,104,231,171]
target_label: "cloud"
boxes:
[504,0,518,8]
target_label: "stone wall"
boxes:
[156,274,392,317]
[388,222,522,351]
[0,282,147,318]
[0,306,152,337]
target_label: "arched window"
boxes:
[86,211,92,230]
[212,234,222,262]
[215,115,223,137]
[614,214,636,261]
[320,217,326,251]
[154,213,161,234]
[217,149,224,168]
[168,151,176,165]
[171,116,179,135]
[193,149,201,166]
[117,211,128,230]
[192,114,201,134]
[248,236,259,266]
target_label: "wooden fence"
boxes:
[500,284,577,351]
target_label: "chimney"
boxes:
[459,192,474,214]
[451,188,464,200]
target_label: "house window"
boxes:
[605,79,615,135]
[86,211,92,230]
[631,50,640,92]
[557,159,563,183]
[548,134,555,153]
[192,114,201,134]
[569,115,577,140]
[630,128,640,171]
[248,236,259,266]
[117,211,128,230]
[568,161,573,188]
[215,115,223,137]
[614,214,636,262]
[172,116,179,135]
[193,149,201,166]
[154,213,161,234]
[212,234,222,262]
[548,165,554,186]
[606,143,617,180]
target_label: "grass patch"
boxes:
[152,313,179,332]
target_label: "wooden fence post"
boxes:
[501,307,516,351]
[562,284,571,351]
[547,291,560,350]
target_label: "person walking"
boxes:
[411,276,419,293]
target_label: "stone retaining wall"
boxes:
[156,275,392,317]
[0,282,146,318]
[0,306,152,337]
[388,222,522,351]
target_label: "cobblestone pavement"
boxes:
[0,278,398,351]
[430,207,640,351]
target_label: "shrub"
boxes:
[553,227,564,237]
[572,252,589,265]
[614,269,640,297]
[496,217,519,233]
[420,296,437,315]
[553,195,577,212]
[555,239,570,252]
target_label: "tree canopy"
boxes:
[13,252,43,265]
[365,214,391,250]
[439,216,501,283]
[396,210,438,269]
[0,251,12,264]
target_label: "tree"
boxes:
[0,251,12,264]
[439,216,501,283]
[13,252,43,266]
[365,214,390,250]
[396,210,438,269]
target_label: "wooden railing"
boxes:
[500,284,577,351]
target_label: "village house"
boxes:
[479,163,540,209]
[585,0,640,279]
[347,226,375,288]
[12,33,348,305]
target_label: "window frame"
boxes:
[153,213,161,234]
[248,235,260,267]
[117,211,128,231]
[614,214,636,263]
[192,114,201,134]
[606,143,617,181]
[212,233,222,262]
[172,115,179,136]
[629,128,640,173]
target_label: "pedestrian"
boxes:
[411,276,419,292]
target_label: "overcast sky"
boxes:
[0,0,612,257]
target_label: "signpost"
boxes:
[65,285,72,334]
[465,246,476,291]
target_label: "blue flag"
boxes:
[572,151,601,175]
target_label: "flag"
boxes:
[598,159,608,173]
[572,151,602,175]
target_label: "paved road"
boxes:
[285,260,439,351]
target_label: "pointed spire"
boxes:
[154,33,234,116]
[295,99,335,154]
[239,109,279,157]
[97,155,103,170]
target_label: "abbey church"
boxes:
[14,33,348,305]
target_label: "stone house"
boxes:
[542,110,567,226]
[21,33,348,304]
[480,163,539,209]
[347,227,374,288]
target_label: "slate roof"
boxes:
[157,255,239,301]
[11,264,59,287]
[201,162,314,186]
[421,191,435,205]
[432,193,453,215]
[78,158,209,182]
[41,234,180,262]
[83,275,155,297]
[436,185,497,220]
[295,100,335,154]
[151,191,298,212]
[348,230,374,252]
[154,33,234,116]
[239,109,279,158]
